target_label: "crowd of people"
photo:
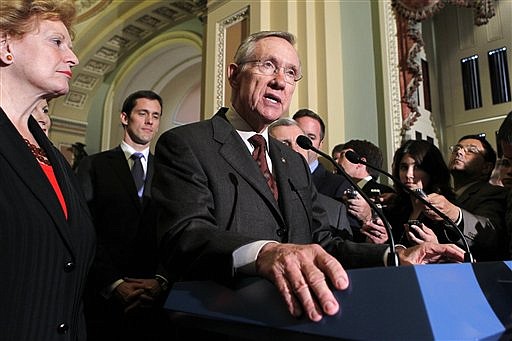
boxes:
[1,1,510,340]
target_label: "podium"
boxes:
[165,261,512,340]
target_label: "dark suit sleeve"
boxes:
[457,185,509,261]
[312,188,388,269]
[315,194,353,240]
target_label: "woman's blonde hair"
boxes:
[0,0,76,39]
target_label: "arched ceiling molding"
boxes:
[154,55,202,91]
[173,81,202,126]
[102,31,202,150]
[56,1,206,122]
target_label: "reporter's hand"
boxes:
[255,243,349,322]
[361,218,388,244]
[379,192,397,205]
[397,242,465,265]
[405,222,438,244]
[346,194,372,222]
[422,193,460,222]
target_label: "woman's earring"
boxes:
[5,53,13,61]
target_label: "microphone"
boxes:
[296,135,399,267]
[345,150,474,263]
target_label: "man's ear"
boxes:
[227,63,240,88]
[120,112,128,127]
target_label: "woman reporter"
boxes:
[363,140,455,247]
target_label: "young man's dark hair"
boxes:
[121,90,163,118]
[293,108,325,140]
[342,139,384,180]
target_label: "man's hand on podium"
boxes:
[255,243,349,322]
[397,242,466,265]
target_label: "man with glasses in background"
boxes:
[419,134,509,261]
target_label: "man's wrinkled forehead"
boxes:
[253,37,300,66]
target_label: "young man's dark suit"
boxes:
[153,108,389,286]
[317,193,353,240]
[77,146,171,340]
[312,162,351,200]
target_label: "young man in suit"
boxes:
[77,90,172,340]
[293,108,351,200]
[337,139,396,242]
[152,31,465,325]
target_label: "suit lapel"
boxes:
[107,147,143,209]
[212,111,281,214]
[0,109,75,254]
[269,138,313,230]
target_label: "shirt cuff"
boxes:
[384,244,406,266]
[101,279,124,299]
[454,207,463,225]
[155,274,168,283]
[233,240,279,276]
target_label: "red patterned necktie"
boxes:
[249,134,278,201]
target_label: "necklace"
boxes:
[24,139,50,165]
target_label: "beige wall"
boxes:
[203,1,346,151]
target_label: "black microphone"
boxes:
[345,150,474,263]
[296,135,399,267]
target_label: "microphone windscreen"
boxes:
[296,135,313,150]
[345,150,361,164]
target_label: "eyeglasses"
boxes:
[449,144,482,155]
[241,60,302,85]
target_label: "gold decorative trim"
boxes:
[215,6,249,109]
[383,1,403,151]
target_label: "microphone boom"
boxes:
[296,136,400,266]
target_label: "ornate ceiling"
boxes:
[63,1,207,113]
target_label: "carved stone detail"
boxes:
[215,7,249,109]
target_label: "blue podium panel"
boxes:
[165,261,512,340]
